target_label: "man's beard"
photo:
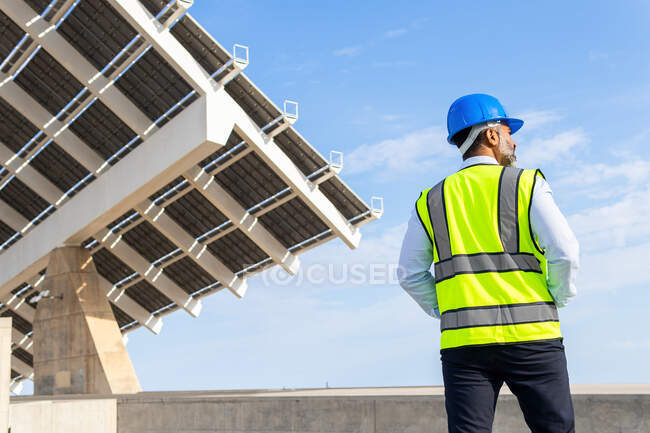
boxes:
[498,131,517,167]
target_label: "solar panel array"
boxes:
[0,0,382,391]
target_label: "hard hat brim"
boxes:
[446,117,524,143]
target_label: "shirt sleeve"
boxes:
[529,175,580,307]
[397,207,440,319]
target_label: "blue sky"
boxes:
[23,0,650,393]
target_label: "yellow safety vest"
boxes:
[415,164,562,350]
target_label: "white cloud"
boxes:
[345,126,456,179]
[385,28,407,38]
[558,160,650,189]
[517,128,588,166]
[333,46,361,57]
[513,109,564,130]
[569,185,650,252]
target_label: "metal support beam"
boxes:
[0,95,223,299]
[0,142,65,205]
[95,228,202,317]
[0,76,105,174]
[11,328,32,354]
[11,355,32,379]
[98,276,163,335]
[185,166,300,275]
[135,200,247,298]
[0,199,29,233]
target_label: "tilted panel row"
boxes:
[0,96,39,154]
[114,48,193,121]
[29,141,93,195]
[0,177,49,222]
[68,99,139,163]
[0,11,24,61]
[57,0,138,72]
[14,48,85,117]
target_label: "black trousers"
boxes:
[441,338,575,433]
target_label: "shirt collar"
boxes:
[459,155,499,170]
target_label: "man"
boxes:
[397,93,579,433]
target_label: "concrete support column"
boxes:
[33,247,141,395]
[0,318,11,431]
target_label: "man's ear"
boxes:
[485,127,499,147]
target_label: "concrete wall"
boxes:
[9,386,650,433]
[115,394,650,433]
[9,399,116,433]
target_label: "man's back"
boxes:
[397,93,579,432]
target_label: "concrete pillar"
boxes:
[0,318,11,431]
[33,247,141,395]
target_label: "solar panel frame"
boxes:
[0,177,50,222]
[114,48,194,121]
[120,220,179,264]
[28,141,92,194]
[0,11,24,61]
[0,97,40,155]
[13,48,85,117]
[68,99,139,163]
[56,0,138,72]
[0,0,383,386]
[93,247,137,285]
[213,152,289,211]
[125,279,173,313]
[207,229,269,273]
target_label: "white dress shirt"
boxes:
[397,156,579,319]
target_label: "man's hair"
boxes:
[451,126,488,156]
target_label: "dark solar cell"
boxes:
[0,11,24,61]
[12,346,32,367]
[225,76,280,128]
[0,219,16,245]
[170,15,230,76]
[114,48,193,121]
[207,229,268,273]
[0,97,39,154]
[148,175,187,203]
[214,152,287,210]
[110,303,135,329]
[29,141,91,194]
[2,309,32,335]
[11,370,19,379]
[163,256,217,295]
[197,130,244,169]
[69,99,138,163]
[258,198,329,248]
[106,209,140,232]
[14,48,84,116]
[125,279,172,313]
[274,129,328,177]
[57,0,137,72]
[0,177,49,221]
[319,177,369,220]
[138,0,167,16]
[24,0,49,14]
[10,283,29,296]
[164,189,228,238]
[121,220,178,264]
[93,247,136,284]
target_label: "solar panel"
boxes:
[0,0,383,390]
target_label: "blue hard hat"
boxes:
[446,94,523,143]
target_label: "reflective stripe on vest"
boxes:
[427,167,541,280]
[440,301,559,331]
[434,252,541,283]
